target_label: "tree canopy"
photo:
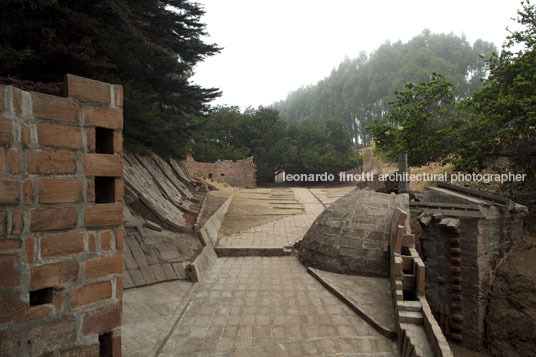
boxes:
[273,31,496,147]
[191,107,361,183]
[367,73,457,167]
[0,0,220,158]
[368,1,536,178]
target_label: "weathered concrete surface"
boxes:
[122,218,202,289]
[122,153,209,288]
[157,256,399,356]
[299,189,409,277]
[218,188,325,248]
[308,267,397,338]
[124,153,204,231]
[122,280,195,357]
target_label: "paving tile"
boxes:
[122,280,194,357]
[218,188,326,248]
[153,256,398,356]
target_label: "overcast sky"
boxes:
[192,0,523,109]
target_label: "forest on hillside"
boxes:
[273,31,496,146]
[1,0,535,191]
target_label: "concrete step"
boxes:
[399,310,424,324]
[399,301,422,312]
[214,246,292,257]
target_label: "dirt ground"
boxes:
[444,232,536,357]
[196,181,236,227]
[485,232,536,357]
[219,188,304,237]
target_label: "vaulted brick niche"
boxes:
[0,74,124,356]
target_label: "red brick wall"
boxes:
[0,74,123,356]
[183,156,256,188]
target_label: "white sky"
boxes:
[192,0,523,109]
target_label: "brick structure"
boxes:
[0,74,123,356]
[413,183,527,350]
[183,156,256,188]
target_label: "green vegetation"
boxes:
[368,73,456,167]
[274,32,496,146]
[368,1,536,179]
[1,0,220,158]
[3,0,534,186]
[192,107,361,183]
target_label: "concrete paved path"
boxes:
[123,256,398,356]
[122,186,399,356]
[217,187,353,249]
[123,280,195,357]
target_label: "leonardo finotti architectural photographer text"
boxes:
[282,171,527,183]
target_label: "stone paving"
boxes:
[309,268,397,335]
[123,280,195,357]
[123,186,400,356]
[217,188,326,248]
[158,257,399,356]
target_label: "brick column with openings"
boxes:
[0,74,123,356]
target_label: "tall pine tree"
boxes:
[0,0,220,158]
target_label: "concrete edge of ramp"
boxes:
[307,266,397,340]
[189,194,233,282]
[215,246,293,257]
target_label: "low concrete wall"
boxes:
[198,195,233,247]
[188,195,233,282]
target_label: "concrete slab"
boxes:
[157,256,399,356]
[122,280,196,357]
[218,188,325,249]
[308,267,397,339]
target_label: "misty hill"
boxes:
[273,30,497,146]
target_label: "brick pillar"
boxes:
[0,74,123,356]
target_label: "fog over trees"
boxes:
[273,31,496,146]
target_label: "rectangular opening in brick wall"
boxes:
[29,287,53,307]
[95,177,115,204]
[221,173,224,176]
[403,290,418,301]
[99,332,113,357]
[95,127,114,154]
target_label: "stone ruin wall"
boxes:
[183,156,256,188]
[417,187,526,350]
[0,75,124,356]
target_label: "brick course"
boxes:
[27,150,76,175]
[37,178,83,203]
[0,76,123,356]
[36,122,83,149]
